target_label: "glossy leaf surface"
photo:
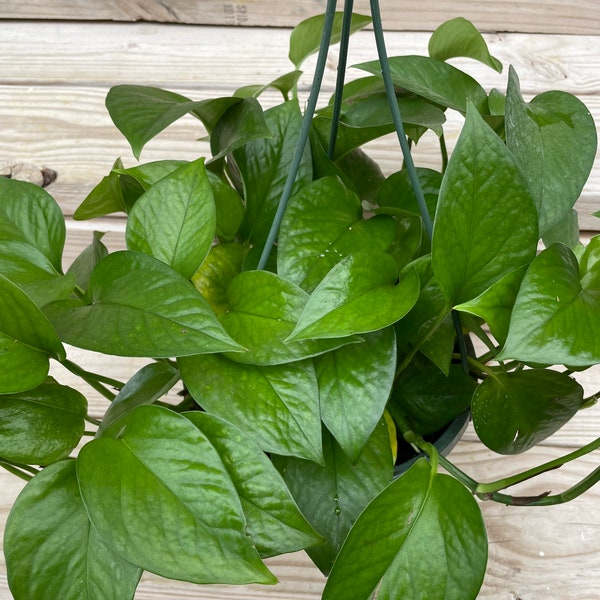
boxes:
[472,369,583,454]
[506,68,597,235]
[5,460,142,600]
[317,327,396,461]
[499,239,600,366]
[0,380,87,464]
[126,159,216,279]
[45,251,243,357]
[179,354,322,462]
[288,252,420,340]
[432,104,538,304]
[184,411,323,557]
[275,422,393,574]
[323,459,487,600]
[77,405,275,585]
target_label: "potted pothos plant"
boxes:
[1,2,599,599]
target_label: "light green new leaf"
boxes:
[219,270,360,365]
[5,460,142,600]
[323,459,487,600]
[179,353,322,462]
[506,67,597,235]
[355,55,488,113]
[0,380,87,464]
[97,362,180,438]
[472,369,583,454]
[275,422,393,575]
[498,239,600,366]
[429,17,502,72]
[126,159,216,279]
[432,103,538,304]
[183,411,323,557]
[317,328,396,462]
[105,85,242,158]
[235,70,303,100]
[77,405,275,585]
[288,252,420,340]
[44,251,243,357]
[278,177,398,292]
[289,12,372,68]
[234,100,312,245]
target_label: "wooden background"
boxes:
[1,1,600,598]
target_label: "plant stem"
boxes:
[439,133,449,173]
[328,0,354,159]
[369,0,432,241]
[61,358,120,401]
[257,0,338,270]
[0,459,35,482]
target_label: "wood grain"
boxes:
[2,0,600,34]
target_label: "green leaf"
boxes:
[542,209,580,249]
[234,99,312,245]
[0,272,65,361]
[44,251,243,357]
[275,421,393,574]
[219,270,360,365]
[288,252,420,340]
[278,177,398,292]
[317,328,396,462]
[0,177,66,272]
[289,12,372,68]
[0,380,87,464]
[0,332,50,394]
[77,406,275,584]
[472,369,583,454]
[126,159,216,278]
[183,411,323,557]
[96,362,180,438]
[428,17,502,72]
[179,353,322,462]
[432,103,538,304]
[210,97,272,161]
[67,231,109,297]
[235,70,303,100]
[455,267,527,345]
[505,67,597,235]
[355,55,488,113]
[323,459,487,600]
[207,171,245,240]
[389,354,475,436]
[105,85,242,158]
[498,239,600,366]
[5,460,142,600]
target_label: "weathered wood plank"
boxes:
[1,0,600,34]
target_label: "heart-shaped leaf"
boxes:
[498,238,600,366]
[472,369,583,454]
[428,17,502,72]
[179,353,322,462]
[317,327,396,462]
[323,459,487,600]
[77,405,275,585]
[183,411,323,557]
[0,380,87,464]
[432,103,538,304]
[105,85,242,158]
[126,159,216,279]
[45,251,243,357]
[288,252,420,340]
[274,421,393,575]
[278,177,398,291]
[355,55,488,113]
[219,270,360,365]
[5,460,142,600]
